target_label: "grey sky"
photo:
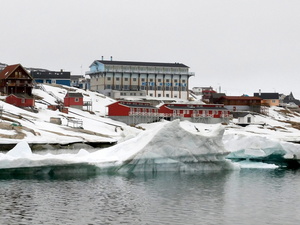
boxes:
[1,0,300,97]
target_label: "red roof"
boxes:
[0,64,31,79]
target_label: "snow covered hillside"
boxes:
[0,84,140,148]
[1,83,300,172]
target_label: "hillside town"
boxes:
[1,60,300,128]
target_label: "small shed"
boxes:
[64,92,84,109]
[6,94,35,107]
[236,112,257,126]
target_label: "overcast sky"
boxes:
[1,0,300,97]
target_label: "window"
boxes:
[107,77,111,81]
[158,94,161,97]
[166,94,170,97]
[247,117,252,123]
[116,77,120,81]
[133,78,137,82]
[158,79,162,82]
[124,78,129,81]
[149,79,153,82]
[141,78,145,82]
[166,79,170,82]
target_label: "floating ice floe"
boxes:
[0,120,236,174]
[224,133,300,168]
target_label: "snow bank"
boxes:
[0,120,235,173]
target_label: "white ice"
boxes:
[0,120,236,173]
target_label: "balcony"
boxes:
[7,83,33,87]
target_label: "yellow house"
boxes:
[253,92,280,106]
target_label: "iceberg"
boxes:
[0,120,235,176]
[87,120,234,173]
[224,133,300,168]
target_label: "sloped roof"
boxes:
[96,60,189,68]
[119,101,157,109]
[7,93,35,99]
[165,104,228,110]
[0,64,32,80]
[31,71,71,79]
[283,92,300,105]
[65,92,83,98]
[254,92,279,99]
[220,96,262,100]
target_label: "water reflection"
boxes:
[1,169,300,225]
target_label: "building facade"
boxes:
[107,101,230,125]
[0,64,35,107]
[254,92,280,107]
[0,64,34,96]
[87,60,194,100]
[64,92,84,109]
[31,70,71,86]
[214,96,262,113]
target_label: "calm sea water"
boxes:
[0,167,300,225]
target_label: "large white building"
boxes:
[87,60,194,100]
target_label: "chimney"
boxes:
[110,56,113,61]
[259,89,261,96]
[101,56,104,60]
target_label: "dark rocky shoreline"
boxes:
[0,141,116,152]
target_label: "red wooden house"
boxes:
[6,94,35,107]
[107,101,230,124]
[214,96,262,112]
[158,103,230,122]
[0,64,35,107]
[64,92,84,109]
[107,101,159,124]
[108,101,158,116]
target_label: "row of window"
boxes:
[106,85,186,91]
[120,92,144,96]
[105,77,186,83]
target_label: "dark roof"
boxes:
[220,96,262,100]
[31,71,70,79]
[66,92,83,98]
[211,93,226,98]
[283,92,300,105]
[254,92,279,99]
[96,60,189,68]
[231,111,257,118]
[120,101,157,109]
[70,75,85,80]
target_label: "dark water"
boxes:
[0,167,300,225]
